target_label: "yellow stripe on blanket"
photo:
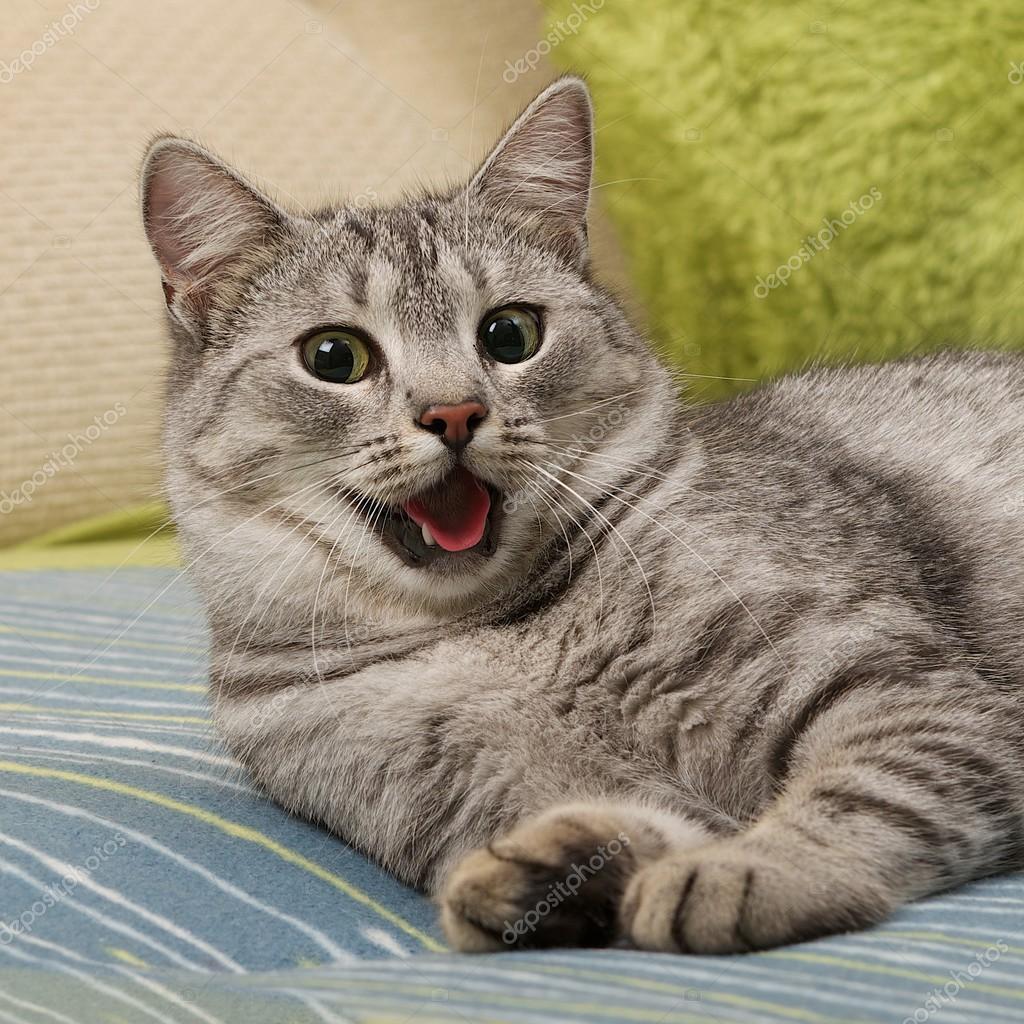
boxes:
[768,950,1024,1003]
[0,624,198,654]
[0,760,446,953]
[0,667,205,693]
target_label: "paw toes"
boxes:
[624,851,766,954]
[440,807,641,952]
[440,846,533,951]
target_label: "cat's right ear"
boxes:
[468,76,594,263]
[140,137,287,335]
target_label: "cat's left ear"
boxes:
[140,137,289,336]
[468,75,594,262]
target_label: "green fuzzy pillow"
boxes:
[543,1,1024,397]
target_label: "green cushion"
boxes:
[546,0,1024,397]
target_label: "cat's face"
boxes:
[142,78,670,621]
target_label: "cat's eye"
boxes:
[478,306,542,364]
[301,329,371,384]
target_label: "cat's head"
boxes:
[141,77,673,625]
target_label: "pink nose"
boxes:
[417,401,488,448]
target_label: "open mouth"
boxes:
[355,466,503,569]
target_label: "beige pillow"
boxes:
[0,0,627,546]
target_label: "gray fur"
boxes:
[141,77,1024,954]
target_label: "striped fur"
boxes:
[141,77,1024,954]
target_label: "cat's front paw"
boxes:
[622,840,888,954]
[440,803,654,952]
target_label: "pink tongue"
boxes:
[404,467,491,552]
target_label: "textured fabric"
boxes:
[0,566,1021,1022]
[0,0,629,547]
[545,0,1024,398]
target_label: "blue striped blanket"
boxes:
[0,567,1021,1023]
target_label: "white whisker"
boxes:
[522,458,658,631]
[536,457,792,678]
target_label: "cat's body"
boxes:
[142,78,1024,953]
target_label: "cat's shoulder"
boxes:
[691,348,1024,433]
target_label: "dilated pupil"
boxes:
[486,317,526,361]
[315,338,353,379]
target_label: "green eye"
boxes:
[478,306,541,364]
[301,329,371,383]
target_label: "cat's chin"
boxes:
[352,483,505,572]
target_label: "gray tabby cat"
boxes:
[140,76,1024,954]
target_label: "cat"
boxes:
[140,76,1024,954]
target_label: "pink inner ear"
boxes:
[471,78,593,223]
[142,143,284,310]
[145,157,194,284]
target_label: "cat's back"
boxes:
[681,349,1024,682]
[693,349,1024,498]
[774,349,1024,471]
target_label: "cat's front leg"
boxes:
[442,798,890,954]
[621,826,884,954]
[214,643,662,891]
[444,670,1024,954]
[624,672,1024,953]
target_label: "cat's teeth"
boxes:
[421,522,437,547]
